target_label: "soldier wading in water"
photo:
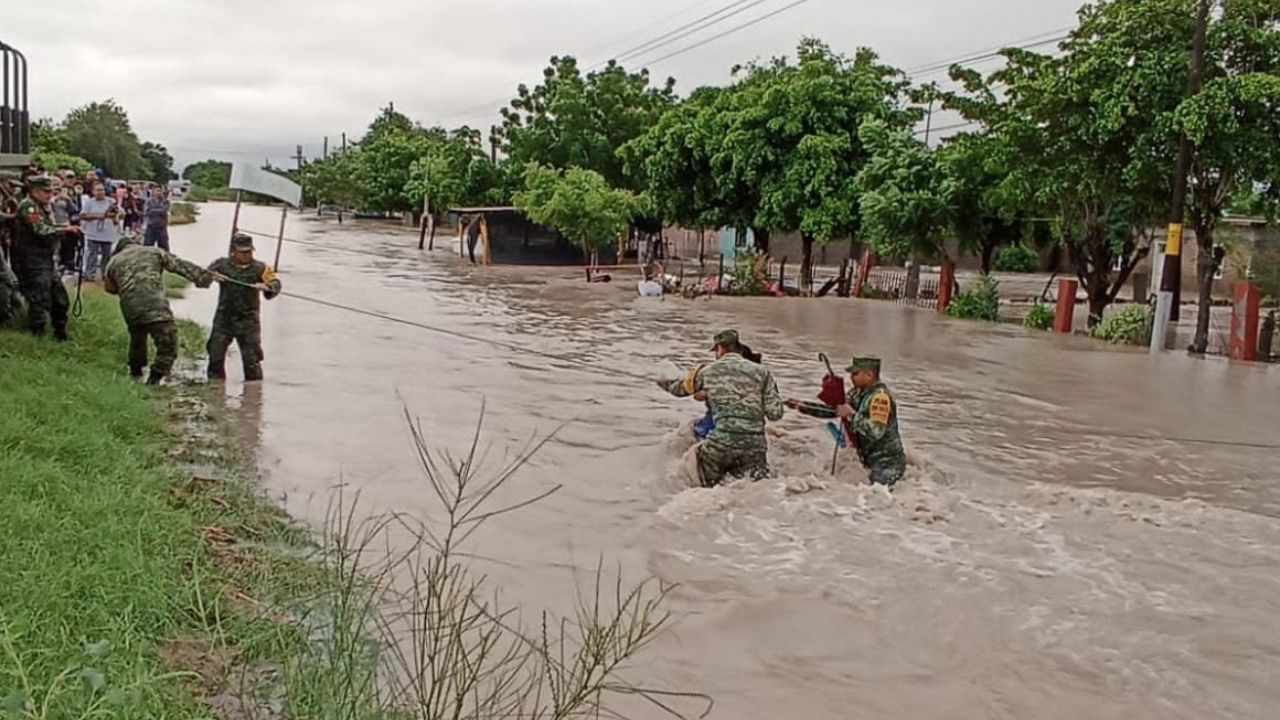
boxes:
[657,330,785,487]
[207,234,282,382]
[788,356,907,487]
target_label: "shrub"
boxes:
[947,274,1000,321]
[1090,304,1151,345]
[993,244,1039,273]
[728,249,766,296]
[1024,300,1054,330]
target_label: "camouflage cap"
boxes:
[231,233,255,250]
[25,175,54,190]
[711,329,739,350]
[847,356,882,374]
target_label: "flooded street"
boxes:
[173,204,1280,720]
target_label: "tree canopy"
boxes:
[513,164,646,261]
[63,100,146,178]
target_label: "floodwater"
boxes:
[172,204,1280,720]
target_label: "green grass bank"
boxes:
[0,290,326,718]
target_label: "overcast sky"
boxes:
[8,0,1084,172]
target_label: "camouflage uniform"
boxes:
[104,237,214,382]
[663,332,784,487]
[10,193,72,338]
[206,238,281,381]
[0,252,19,326]
[796,357,906,486]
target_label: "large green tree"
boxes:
[497,57,676,191]
[943,3,1185,326]
[627,39,915,286]
[854,120,952,263]
[140,141,176,183]
[405,127,503,232]
[63,100,145,178]
[354,105,443,214]
[1179,0,1280,351]
[512,164,646,264]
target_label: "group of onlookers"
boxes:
[6,167,173,280]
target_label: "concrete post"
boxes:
[1229,282,1261,362]
[1054,279,1078,334]
[937,261,956,313]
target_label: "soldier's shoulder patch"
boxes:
[868,391,892,425]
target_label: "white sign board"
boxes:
[229,163,302,207]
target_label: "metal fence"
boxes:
[860,267,943,311]
[1,41,30,159]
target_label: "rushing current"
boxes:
[171,204,1280,720]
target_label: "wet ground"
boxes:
[172,204,1280,720]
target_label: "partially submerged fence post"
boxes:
[1229,282,1261,361]
[1054,279,1078,334]
[937,261,956,313]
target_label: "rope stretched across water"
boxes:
[216,275,655,383]
[214,275,1280,453]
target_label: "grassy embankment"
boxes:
[169,202,199,226]
[0,289,332,718]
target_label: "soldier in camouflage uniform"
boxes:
[206,234,282,382]
[0,251,19,326]
[788,356,907,487]
[657,330,785,487]
[9,176,81,339]
[104,235,221,384]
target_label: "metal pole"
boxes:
[229,190,243,245]
[923,97,935,146]
[273,203,287,270]
[1152,0,1211,353]
[323,136,328,160]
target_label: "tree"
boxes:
[354,106,441,214]
[301,149,365,209]
[31,118,70,155]
[621,87,729,231]
[938,132,1027,274]
[854,120,952,263]
[32,150,92,176]
[1178,0,1280,352]
[182,159,233,189]
[717,40,917,286]
[140,141,177,183]
[62,100,145,178]
[405,127,503,242]
[513,164,645,264]
[498,57,676,191]
[943,3,1184,326]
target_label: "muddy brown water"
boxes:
[171,204,1280,720]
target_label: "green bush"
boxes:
[947,274,1000,321]
[729,249,766,296]
[1024,300,1054,330]
[1090,304,1151,345]
[994,244,1039,273]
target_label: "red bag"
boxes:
[817,354,857,448]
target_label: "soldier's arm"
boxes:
[851,390,893,441]
[161,251,215,288]
[21,202,64,242]
[260,265,281,299]
[762,372,785,422]
[103,267,119,295]
[791,401,838,420]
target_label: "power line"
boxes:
[579,0,725,65]
[905,31,1071,78]
[640,0,822,67]
[613,0,775,66]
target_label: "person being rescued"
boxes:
[786,356,907,487]
[656,330,783,487]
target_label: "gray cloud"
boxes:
[7,0,1084,171]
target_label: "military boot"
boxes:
[53,325,68,342]
[146,370,165,386]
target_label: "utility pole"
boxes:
[341,132,347,151]
[291,144,305,173]
[923,98,935,146]
[323,136,328,160]
[1151,0,1211,354]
